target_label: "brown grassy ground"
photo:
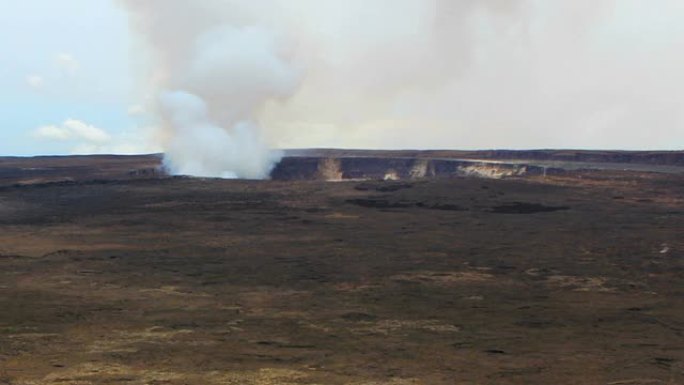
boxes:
[0,169,682,384]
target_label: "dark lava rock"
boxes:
[354,182,414,192]
[375,183,414,192]
[490,202,569,214]
[428,203,465,211]
[485,349,507,355]
[341,312,377,322]
[347,198,414,209]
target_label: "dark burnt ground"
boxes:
[0,173,682,384]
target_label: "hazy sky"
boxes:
[2,0,684,156]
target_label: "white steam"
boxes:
[120,1,299,178]
[119,0,684,178]
[159,91,279,179]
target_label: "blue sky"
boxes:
[0,0,146,156]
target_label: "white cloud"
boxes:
[127,104,145,116]
[55,53,80,75]
[62,119,111,143]
[32,119,110,144]
[70,141,158,155]
[31,119,160,155]
[32,125,72,140]
[26,74,44,89]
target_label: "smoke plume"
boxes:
[119,0,684,178]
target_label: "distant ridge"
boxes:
[284,149,684,166]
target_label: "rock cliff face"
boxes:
[271,149,684,181]
[270,156,543,181]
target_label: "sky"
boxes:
[0,0,153,156]
[1,0,684,157]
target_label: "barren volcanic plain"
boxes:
[0,150,683,385]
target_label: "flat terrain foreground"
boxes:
[0,174,683,384]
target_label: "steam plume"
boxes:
[120,0,298,178]
[120,0,684,178]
